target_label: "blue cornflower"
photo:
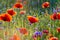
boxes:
[34,31,43,37]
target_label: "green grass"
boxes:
[0,0,60,40]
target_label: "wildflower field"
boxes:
[0,0,60,40]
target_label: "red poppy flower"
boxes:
[27,16,39,23]
[57,13,60,20]
[57,27,60,33]
[50,13,60,20]
[13,2,23,9]
[43,30,49,34]
[7,9,16,16]
[9,33,20,40]
[33,35,37,40]
[20,10,26,15]
[50,13,57,20]
[42,2,50,8]
[0,15,2,20]
[19,28,28,35]
[0,13,12,22]
[49,37,58,40]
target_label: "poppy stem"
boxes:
[53,21,55,36]
[49,21,51,33]
[45,9,48,16]
[5,22,9,40]
[58,20,60,27]
[59,34,60,40]
[21,15,24,28]
[7,0,9,8]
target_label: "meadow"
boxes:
[0,0,60,40]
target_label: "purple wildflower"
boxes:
[53,8,57,13]
[33,31,43,37]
